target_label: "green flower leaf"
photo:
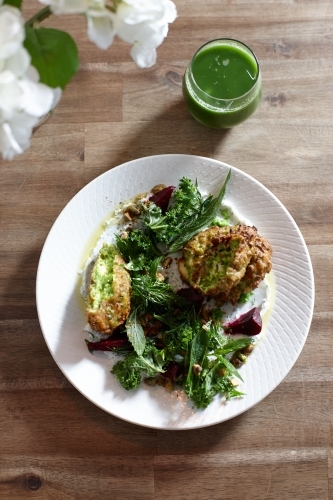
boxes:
[24,26,79,90]
[3,0,23,8]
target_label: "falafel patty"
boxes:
[178,225,272,305]
[86,244,131,334]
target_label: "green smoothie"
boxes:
[183,39,262,129]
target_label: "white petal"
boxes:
[130,42,156,68]
[0,70,23,120]
[118,0,177,26]
[0,5,25,60]
[25,65,40,83]
[0,121,23,160]
[38,0,90,14]
[9,111,38,148]
[18,79,54,117]
[3,47,30,77]
[116,20,143,44]
[51,87,62,108]
[87,13,115,50]
[117,21,165,48]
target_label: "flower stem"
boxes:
[25,6,53,27]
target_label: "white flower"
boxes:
[0,67,57,159]
[0,114,39,159]
[0,4,25,61]
[38,0,177,67]
[38,0,90,15]
[115,0,177,67]
[86,3,116,50]
[0,5,61,160]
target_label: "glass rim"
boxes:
[188,38,261,103]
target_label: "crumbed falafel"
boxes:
[178,225,272,305]
[86,244,131,334]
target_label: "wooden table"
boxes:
[1,0,332,498]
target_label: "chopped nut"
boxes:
[192,364,202,376]
[218,368,226,377]
[231,356,243,369]
[120,231,128,240]
[156,272,165,282]
[126,204,141,217]
[230,377,240,387]
[123,212,132,221]
[242,344,254,356]
[162,257,173,269]
[164,379,174,393]
[151,183,167,194]
[156,376,165,386]
[200,304,212,323]
[144,320,163,337]
[140,313,154,327]
[144,377,157,386]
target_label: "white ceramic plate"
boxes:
[36,154,314,430]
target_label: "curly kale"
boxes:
[111,342,166,391]
[141,177,206,246]
[116,229,160,271]
[141,172,231,252]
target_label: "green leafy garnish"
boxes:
[125,308,146,356]
[141,177,207,246]
[116,229,160,271]
[169,169,231,252]
[111,342,165,390]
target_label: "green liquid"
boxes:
[183,40,262,129]
[192,45,258,99]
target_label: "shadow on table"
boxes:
[84,98,232,183]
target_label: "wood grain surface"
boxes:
[1,0,332,498]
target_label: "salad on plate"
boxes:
[80,170,273,409]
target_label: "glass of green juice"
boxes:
[183,38,262,129]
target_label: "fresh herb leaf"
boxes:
[190,366,244,408]
[126,308,146,356]
[214,337,254,355]
[185,327,209,399]
[163,322,195,355]
[131,259,188,312]
[111,342,165,390]
[169,169,231,252]
[142,177,205,246]
[215,356,244,382]
[116,229,160,271]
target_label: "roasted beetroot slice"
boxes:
[177,287,204,309]
[86,338,132,352]
[225,307,262,336]
[162,361,182,380]
[149,186,176,213]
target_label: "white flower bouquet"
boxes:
[0,0,177,160]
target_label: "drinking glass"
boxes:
[183,39,262,128]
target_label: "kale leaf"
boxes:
[111,342,166,391]
[116,229,160,271]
